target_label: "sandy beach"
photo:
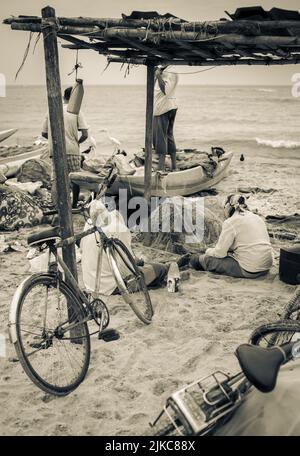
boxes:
[0,150,299,436]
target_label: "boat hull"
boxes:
[113,152,233,197]
[70,151,233,197]
[0,129,18,143]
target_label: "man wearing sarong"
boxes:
[42,86,89,208]
[153,66,178,171]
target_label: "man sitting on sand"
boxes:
[180,194,273,279]
[81,200,167,295]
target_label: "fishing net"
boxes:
[141,196,224,254]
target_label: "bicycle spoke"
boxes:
[15,278,90,394]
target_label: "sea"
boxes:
[1,85,300,162]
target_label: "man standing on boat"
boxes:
[42,86,89,208]
[153,66,178,172]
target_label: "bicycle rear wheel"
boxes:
[11,274,90,396]
[250,321,300,347]
[281,286,300,319]
[107,239,153,324]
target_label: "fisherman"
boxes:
[153,66,178,172]
[180,194,273,278]
[41,86,89,208]
[81,200,167,295]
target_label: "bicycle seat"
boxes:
[27,226,61,247]
[236,344,286,393]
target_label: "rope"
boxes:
[15,31,33,80]
[165,66,217,75]
[67,49,83,78]
[32,32,41,54]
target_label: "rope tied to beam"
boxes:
[41,16,60,32]
[15,31,33,80]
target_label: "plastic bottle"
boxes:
[67,79,84,115]
[167,262,181,293]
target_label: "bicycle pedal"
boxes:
[98,328,120,342]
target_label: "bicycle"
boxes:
[249,285,300,347]
[8,156,153,396]
[148,334,300,436]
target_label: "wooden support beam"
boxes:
[108,56,300,66]
[173,39,215,59]
[58,34,102,51]
[117,35,172,60]
[11,21,100,36]
[144,64,155,242]
[5,16,300,36]
[41,6,77,282]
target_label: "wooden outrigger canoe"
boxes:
[70,151,233,197]
[0,146,46,178]
[0,129,18,143]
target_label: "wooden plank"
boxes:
[41,6,77,281]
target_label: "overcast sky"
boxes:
[1,0,300,86]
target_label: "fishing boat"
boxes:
[70,151,233,197]
[0,145,46,178]
[0,129,18,143]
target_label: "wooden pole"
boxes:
[41,6,77,281]
[144,64,155,243]
[144,64,155,202]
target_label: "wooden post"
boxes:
[144,64,155,202]
[41,6,77,281]
[144,64,155,243]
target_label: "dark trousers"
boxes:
[190,254,268,279]
[153,109,177,171]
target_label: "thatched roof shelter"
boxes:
[3,5,300,269]
[4,6,300,67]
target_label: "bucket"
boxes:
[279,246,300,285]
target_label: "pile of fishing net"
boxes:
[133,148,224,177]
[140,196,224,254]
[17,158,51,188]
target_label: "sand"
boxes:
[0,151,299,436]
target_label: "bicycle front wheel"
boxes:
[250,321,300,347]
[107,239,153,325]
[11,274,90,396]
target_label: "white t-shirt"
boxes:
[42,104,88,156]
[153,71,178,116]
[81,211,133,295]
[205,211,274,273]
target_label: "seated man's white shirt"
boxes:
[81,210,133,295]
[205,211,273,273]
